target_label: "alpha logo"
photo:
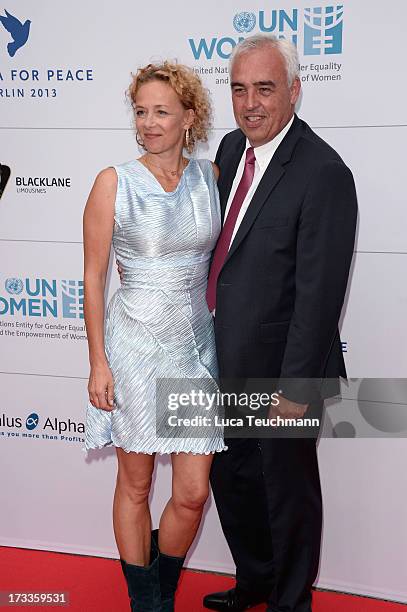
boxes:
[189,6,344,60]
[0,411,85,442]
[0,9,31,57]
[26,412,39,430]
[0,164,10,200]
[43,416,85,435]
[304,6,343,55]
[0,278,84,319]
[233,12,256,34]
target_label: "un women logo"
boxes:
[304,6,344,55]
[5,277,23,294]
[233,12,256,33]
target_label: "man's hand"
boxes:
[117,260,123,282]
[269,394,308,423]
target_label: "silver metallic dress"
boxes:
[85,158,227,454]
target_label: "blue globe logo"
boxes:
[5,277,23,295]
[26,412,39,430]
[233,12,256,33]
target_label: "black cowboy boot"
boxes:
[120,534,161,611]
[152,529,185,612]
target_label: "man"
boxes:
[203,35,357,612]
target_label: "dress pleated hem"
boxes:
[83,439,228,455]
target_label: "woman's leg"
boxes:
[157,453,214,610]
[114,449,161,611]
[113,448,155,565]
[159,452,213,555]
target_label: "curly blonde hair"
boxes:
[128,61,212,153]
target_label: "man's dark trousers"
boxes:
[210,405,323,612]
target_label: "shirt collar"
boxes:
[245,115,295,171]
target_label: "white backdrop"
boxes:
[1,0,407,604]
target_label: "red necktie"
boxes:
[206,147,256,312]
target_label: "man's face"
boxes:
[230,46,300,147]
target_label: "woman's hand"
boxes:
[88,363,115,411]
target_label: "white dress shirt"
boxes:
[224,115,294,246]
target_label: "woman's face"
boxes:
[135,80,194,155]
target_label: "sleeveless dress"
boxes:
[85,158,227,454]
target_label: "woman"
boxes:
[83,62,226,611]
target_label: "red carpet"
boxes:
[0,547,404,611]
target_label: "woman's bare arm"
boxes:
[83,167,117,410]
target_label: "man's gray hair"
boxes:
[229,34,300,86]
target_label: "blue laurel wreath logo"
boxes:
[5,277,23,295]
[233,12,256,33]
[26,412,39,430]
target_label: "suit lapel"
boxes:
[225,159,285,262]
[224,115,303,264]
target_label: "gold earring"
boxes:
[185,128,190,150]
[136,131,145,149]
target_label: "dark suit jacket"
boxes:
[213,115,358,403]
